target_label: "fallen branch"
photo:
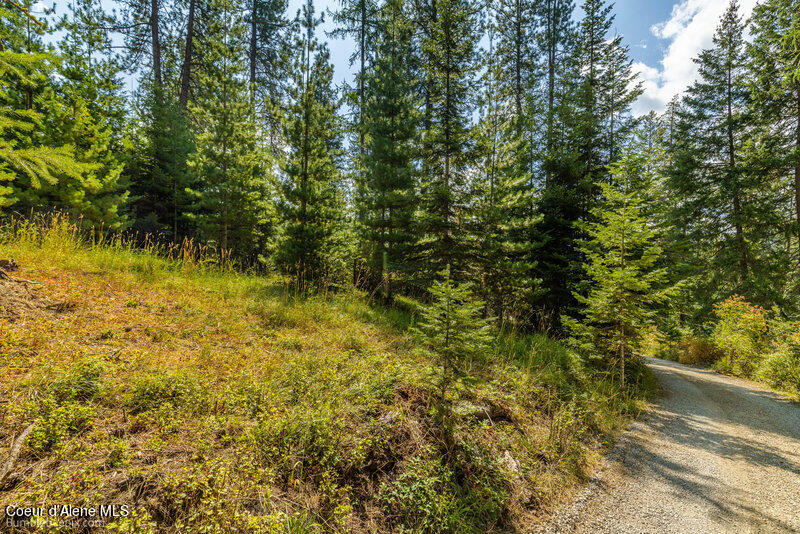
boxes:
[0,424,33,489]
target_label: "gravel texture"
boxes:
[538,357,800,534]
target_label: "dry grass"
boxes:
[0,215,652,533]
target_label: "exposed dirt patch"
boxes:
[0,263,73,320]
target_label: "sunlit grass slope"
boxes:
[0,217,653,533]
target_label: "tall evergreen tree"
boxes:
[330,0,379,166]
[576,0,613,187]
[534,0,576,188]
[667,0,779,320]
[0,51,94,211]
[37,0,129,229]
[361,0,418,302]
[528,0,582,329]
[178,0,199,109]
[600,34,642,162]
[276,0,345,288]
[117,0,165,92]
[186,0,273,262]
[566,140,672,385]
[494,0,537,156]
[118,0,199,241]
[128,93,196,240]
[247,0,289,144]
[748,0,800,303]
[0,2,110,221]
[331,0,379,284]
[416,0,481,282]
[472,20,538,321]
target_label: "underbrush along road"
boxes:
[543,357,800,533]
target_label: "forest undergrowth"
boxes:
[0,217,654,533]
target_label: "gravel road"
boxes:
[539,357,800,534]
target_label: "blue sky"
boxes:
[36,0,758,115]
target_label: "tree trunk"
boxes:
[727,63,748,282]
[546,0,554,188]
[359,0,366,158]
[150,0,163,90]
[514,0,522,135]
[795,88,800,262]
[178,0,196,109]
[250,0,258,104]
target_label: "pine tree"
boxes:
[747,0,800,304]
[566,142,671,385]
[276,0,345,288]
[576,0,640,203]
[534,0,577,188]
[187,0,273,262]
[119,0,199,241]
[576,0,613,186]
[331,0,379,232]
[37,0,129,229]
[416,0,481,283]
[178,0,200,109]
[127,89,196,240]
[667,0,779,320]
[0,3,99,216]
[246,0,289,144]
[600,34,642,162]
[529,0,581,329]
[414,266,493,410]
[494,0,537,160]
[472,20,538,322]
[0,52,94,211]
[361,0,418,302]
[117,0,165,92]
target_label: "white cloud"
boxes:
[632,0,759,116]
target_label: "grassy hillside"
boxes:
[0,217,653,533]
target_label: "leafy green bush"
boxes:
[677,297,799,394]
[755,316,800,393]
[711,296,767,377]
[29,400,94,452]
[757,352,800,392]
[378,444,507,533]
[378,453,459,532]
[674,336,723,366]
[248,405,343,478]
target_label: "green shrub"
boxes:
[106,438,130,468]
[757,352,800,392]
[674,336,723,366]
[49,358,104,402]
[248,406,343,478]
[29,400,94,452]
[711,296,767,377]
[128,371,207,413]
[378,444,507,533]
[378,453,458,533]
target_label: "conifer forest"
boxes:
[5,0,800,339]
[2,0,800,531]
